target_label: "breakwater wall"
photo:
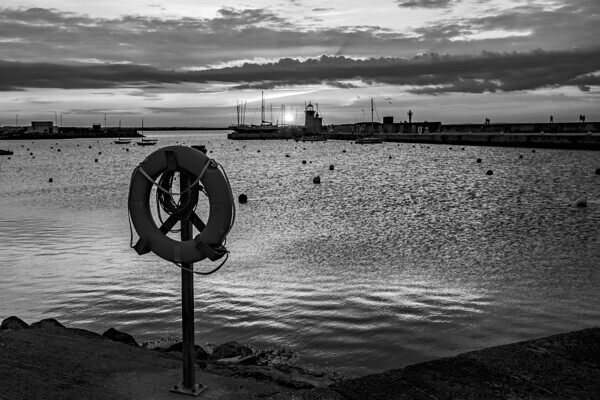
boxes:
[0,127,142,140]
[381,133,600,150]
[440,122,599,134]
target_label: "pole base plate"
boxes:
[170,382,207,397]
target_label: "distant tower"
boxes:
[304,102,322,134]
[408,110,413,124]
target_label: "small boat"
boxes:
[114,138,132,144]
[0,149,13,155]
[136,118,157,146]
[298,135,327,142]
[355,137,383,144]
[137,137,157,146]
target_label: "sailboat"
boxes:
[229,92,279,134]
[355,99,383,144]
[137,119,158,146]
[113,120,132,144]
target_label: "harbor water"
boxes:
[0,131,599,375]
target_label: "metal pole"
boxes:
[181,172,195,390]
[170,170,205,396]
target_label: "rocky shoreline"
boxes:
[1,316,599,399]
[0,316,347,392]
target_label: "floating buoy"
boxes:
[477,158,482,163]
[449,147,452,150]
[57,149,61,152]
[98,152,102,155]
[89,146,92,148]
[257,150,260,153]
[238,194,248,204]
[51,146,53,149]
[95,158,98,162]
[576,197,587,207]
[519,155,523,159]
[285,154,290,158]
[126,148,129,152]
[389,155,392,159]
[329,165,334,171]
[595,168,600,175]
[302,160,307,164]
[342,150,346,153]
[313,176,321,184]
[30,152,33,155]
[486,170,493,175]
[532,149,536,153]
[462,148,465,150]
[49,178,53,183]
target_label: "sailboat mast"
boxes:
[261,91,265,124]
[371,98,374,134]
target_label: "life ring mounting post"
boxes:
[127,145,235,395]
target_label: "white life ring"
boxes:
[128,145,234,264]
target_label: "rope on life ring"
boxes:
[128,145,235,265]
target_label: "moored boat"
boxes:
[298,135,327,142]
[355,137,383,144]
[137,137,157,146]
[114,138,132,144]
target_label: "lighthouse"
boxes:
[304,102,323,134]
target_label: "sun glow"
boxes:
[284,113,295,123]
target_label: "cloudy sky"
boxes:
[1,0,598,127]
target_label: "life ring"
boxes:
[128,145,234,264]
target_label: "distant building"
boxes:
[28,121,58,134]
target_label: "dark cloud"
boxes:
[396,0,454,8]
[1,2,597,73]
[1,47,598,95]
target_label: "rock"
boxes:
[102,327,139,347]
[29,318,65,329]
[1,316,29,331]
[210,341,253,360]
